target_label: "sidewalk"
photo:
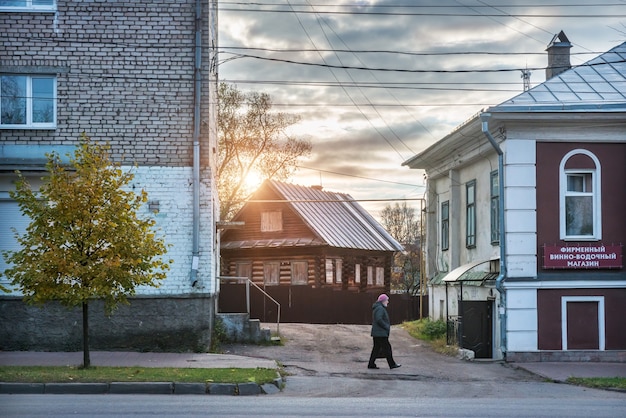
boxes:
[2,351,626,395]
[511,361,626,382]
[0,351,282,396]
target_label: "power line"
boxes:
[221,8,626,18]
[297,166,422,188]
[221,53,625,74]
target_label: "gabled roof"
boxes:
[491,41,626,112]
[403,40,626,170]
[228,180,403,252]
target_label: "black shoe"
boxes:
[390,364,401,369]
[367,365,379,369]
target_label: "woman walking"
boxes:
[368,293,401,370]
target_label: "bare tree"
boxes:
[380,202,422,295]
[217,83,312,220]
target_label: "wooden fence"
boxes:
[218,284,427,325]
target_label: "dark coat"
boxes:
[370,301,391,337]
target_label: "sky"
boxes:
[218,0,626,219]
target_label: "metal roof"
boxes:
[492,42,626,112]
[264,180,404,252]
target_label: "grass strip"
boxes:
[566,376,626,391]
[0,366,278,385]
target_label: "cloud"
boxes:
[219,0,626,218]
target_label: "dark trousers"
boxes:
[368,336,397,368]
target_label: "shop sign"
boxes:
[543,244,623,269]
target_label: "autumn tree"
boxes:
[1,136,171,367]
[218,82,312,220]
[380,202,422,295]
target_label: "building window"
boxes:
[490,170,500,244]
[260,210,282,232]
[235,261,252,281]
[354,263,360,283]
[375,267,384,286]
[325,259,333,284]
[367,266,373,285]
[325,258,342,284]
[441,200,449,251]
[263,261,280,285]
[559,149,601,240]
[466,180,476,248]
[0,0,56,12]
[291,261,308,285]
[335,259,342,284]
[1,75,56,129]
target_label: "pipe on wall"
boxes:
[480,112,507,357]
[190,0,203,286]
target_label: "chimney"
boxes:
[545,31,572,80]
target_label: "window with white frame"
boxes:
[0,0,55,11]
[466,180,476,248]
[1,75,56,129]
[375,267,384,286]
[335,259,342,284]
[490,170,500,244]
[367,266,373,285]
[441,200,449,251]
[560,149,601,240]
[324,258,342,284]
[354,263,360,283]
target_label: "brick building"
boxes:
[0,1,219,351]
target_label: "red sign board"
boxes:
[543,244,623,269]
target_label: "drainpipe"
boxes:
[190,0,202,286]
[480,112,507,357]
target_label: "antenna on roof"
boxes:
[521,66,531,91]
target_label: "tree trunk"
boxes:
[82,301,90,368]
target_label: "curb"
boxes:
[0,376,284,396]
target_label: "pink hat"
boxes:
[377,294,389,303]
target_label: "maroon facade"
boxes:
[534,142,626,353]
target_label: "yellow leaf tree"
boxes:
[1,135,171,367]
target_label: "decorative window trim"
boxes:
[1,74,57,129]
[559,149,602,241]
[441,200,449,251]
[490,170,500,244]
[466,180,476,248]
[0,0,56,12]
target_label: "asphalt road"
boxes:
[2,323,625,417]
[3,390,626,417]
[222,323,542,397]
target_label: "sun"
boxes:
[244,169,263,192]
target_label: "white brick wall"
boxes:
[129,166,216,296]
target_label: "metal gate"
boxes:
[460,300,493,359]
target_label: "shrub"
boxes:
[423,319,447,339]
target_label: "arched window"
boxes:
[559,149,601,240]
